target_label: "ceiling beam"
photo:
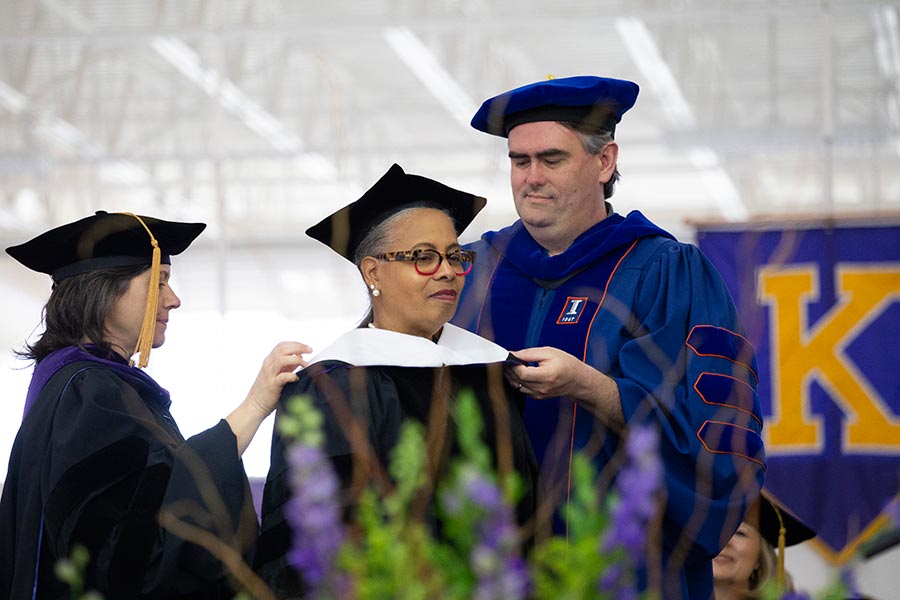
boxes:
[4,3,900,45]
[36,0,337,181]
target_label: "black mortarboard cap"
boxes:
[749,491,817,591]
[306,163,486,261]
[755,491,816,549]
[471,75,640,138]
[6,210,206,282]
[6,211,205,369]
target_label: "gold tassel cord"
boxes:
[134,242,161,368]
[772,501,787,592]
[116,212,161,369]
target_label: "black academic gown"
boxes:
[0,346,258,600]
[254,324,540,599]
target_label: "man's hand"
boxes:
[506,346,625,432]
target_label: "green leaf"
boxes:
[453,390,491,472]
[278,394,325,447]
[54,560,78,585]
[385,422,427,518]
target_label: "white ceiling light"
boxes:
[34,116,102,157]
[151,36,336,180]
[873,7,900,130]
[615,17,697,129]
[30,115,148,185]
[383,27,478,130]
[0,80,27,115]
[151,37,299,153]
[615,17,747,221]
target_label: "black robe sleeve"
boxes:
[1,364,258,600]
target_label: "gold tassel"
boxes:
[772,501,787,592]
[116,212,161,369]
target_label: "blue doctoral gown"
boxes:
[452,211,766,600]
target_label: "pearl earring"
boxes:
[369,283,381,297]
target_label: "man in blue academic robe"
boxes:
[452,75,766,599]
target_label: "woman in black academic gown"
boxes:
[0,211,311,599]
[255,164,541,597]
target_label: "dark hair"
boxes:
[560,123,620,199]
[17,264,150,363]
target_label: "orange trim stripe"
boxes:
[478,237,640,549]
[565,402,578,549]
[693,372,762,426]
[581,240,639,362]
[696,420,766,468]
[566,240,638,546]
[685,324,758,384]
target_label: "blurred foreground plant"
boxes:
[277,390,664,600]
[54,544,103,600]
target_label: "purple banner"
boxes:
[697,221,900,562]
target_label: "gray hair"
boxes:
[353,205,455,266]
[561,123,621,199]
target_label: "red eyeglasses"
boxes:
[376,248,475,276]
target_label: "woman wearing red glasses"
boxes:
[255,164,541,597]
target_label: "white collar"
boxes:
[308,323,510,367]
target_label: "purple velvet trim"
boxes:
[22,345,170,419]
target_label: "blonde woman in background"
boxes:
[713,491,815,599]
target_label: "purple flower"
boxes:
[458,469,530,600]
[599,561,639,600]
[781,592,813,600]
[886,496,900,527]
[599,563,623,590]
[839,566,860,599]
[600,425,663,594]
[285,444,344,594]
[466,474,504,511]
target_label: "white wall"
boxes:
[789,542,900,600]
